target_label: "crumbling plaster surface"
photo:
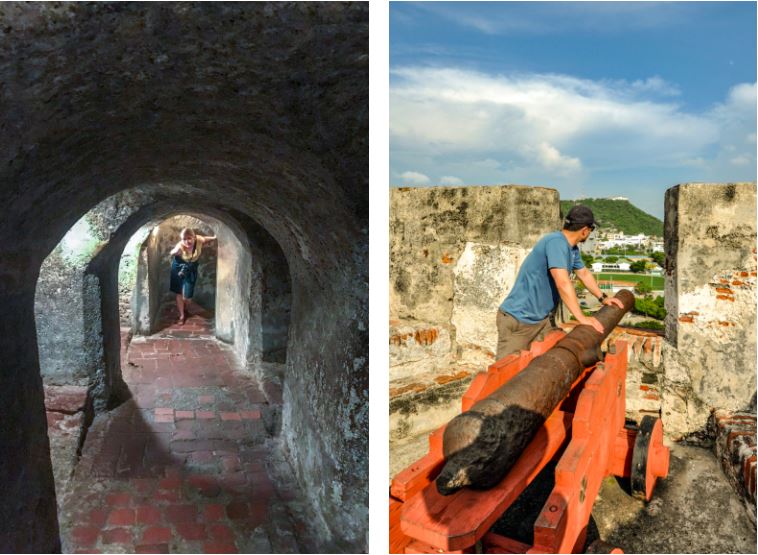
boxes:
[0,3,367,552]
[451,242,528,367]
[119,227,151,328]
[662,183,757,438]
[390,185,559,378]
[389,185,559,482]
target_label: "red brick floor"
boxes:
[58,307,315,554]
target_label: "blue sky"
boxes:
[390,1,756,219]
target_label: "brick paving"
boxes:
[58,306,319,554]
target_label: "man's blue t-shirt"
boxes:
[500,231,585,324]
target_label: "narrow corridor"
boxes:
[57,307,317,554]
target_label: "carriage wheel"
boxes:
[630,415,670,501]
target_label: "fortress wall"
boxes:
[389,185,560,472]
[390,185,560,379]
[662,183,757,438]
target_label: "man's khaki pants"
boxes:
[496,310,555,361]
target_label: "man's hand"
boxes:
[578,315,604,334]
[602,296,625,310]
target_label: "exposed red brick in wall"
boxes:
[711,410,757,516]
[389,383,428,398]
[414,329,439,345]
[389,328,440,347]
[45,385,89,438]
[434,370,471,385]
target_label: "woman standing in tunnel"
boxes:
[170,228,217,324]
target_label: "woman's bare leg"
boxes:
[175,294,185,324]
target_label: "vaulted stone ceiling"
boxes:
[0,3,368,552]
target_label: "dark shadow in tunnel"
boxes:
[62,397,278,550]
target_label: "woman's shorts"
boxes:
[170,257,199,299]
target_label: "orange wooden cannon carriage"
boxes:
[389,329,670,554]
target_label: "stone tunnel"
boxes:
[0,3,367,553]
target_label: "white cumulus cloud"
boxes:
[521,142,582,176]
[440,175,464,185]
[390,66,756,188]
[398,170,430,185]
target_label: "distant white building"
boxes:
[599,233,650,250]
[592,262,631,272]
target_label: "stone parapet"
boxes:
[390,185,559,367]
[662,183,757,438]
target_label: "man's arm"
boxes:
[574,268,624,309]
[550,267,604,334]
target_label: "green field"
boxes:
[594,273,664,289]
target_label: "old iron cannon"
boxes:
[436,289,635,495]
[390,288,670,553]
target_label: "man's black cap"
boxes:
[565,205,596,227]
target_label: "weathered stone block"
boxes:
[663,183,757,437]
[389,321,453,380]
[451,242,528,367]
[44,385,88,414]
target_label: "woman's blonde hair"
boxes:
[180,228,196,240]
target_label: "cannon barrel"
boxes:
[436,289,635,495]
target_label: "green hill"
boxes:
[560,198,663,237]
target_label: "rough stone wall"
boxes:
[389,185,559,479]
[44,385,88,509]
[0,3,367,552]
[390,185,560,377]
[662,183,757,438]
[144,228,164,333]
[35,235,97,387]
[215,222,259,365]
[118,227,150,327]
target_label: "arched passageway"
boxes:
[0,3,367,553]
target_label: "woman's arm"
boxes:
[169,243,181,257]
[199,235,217,242]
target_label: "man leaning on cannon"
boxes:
[496,205,624,360]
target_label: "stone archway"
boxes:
[0,3,368,552]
